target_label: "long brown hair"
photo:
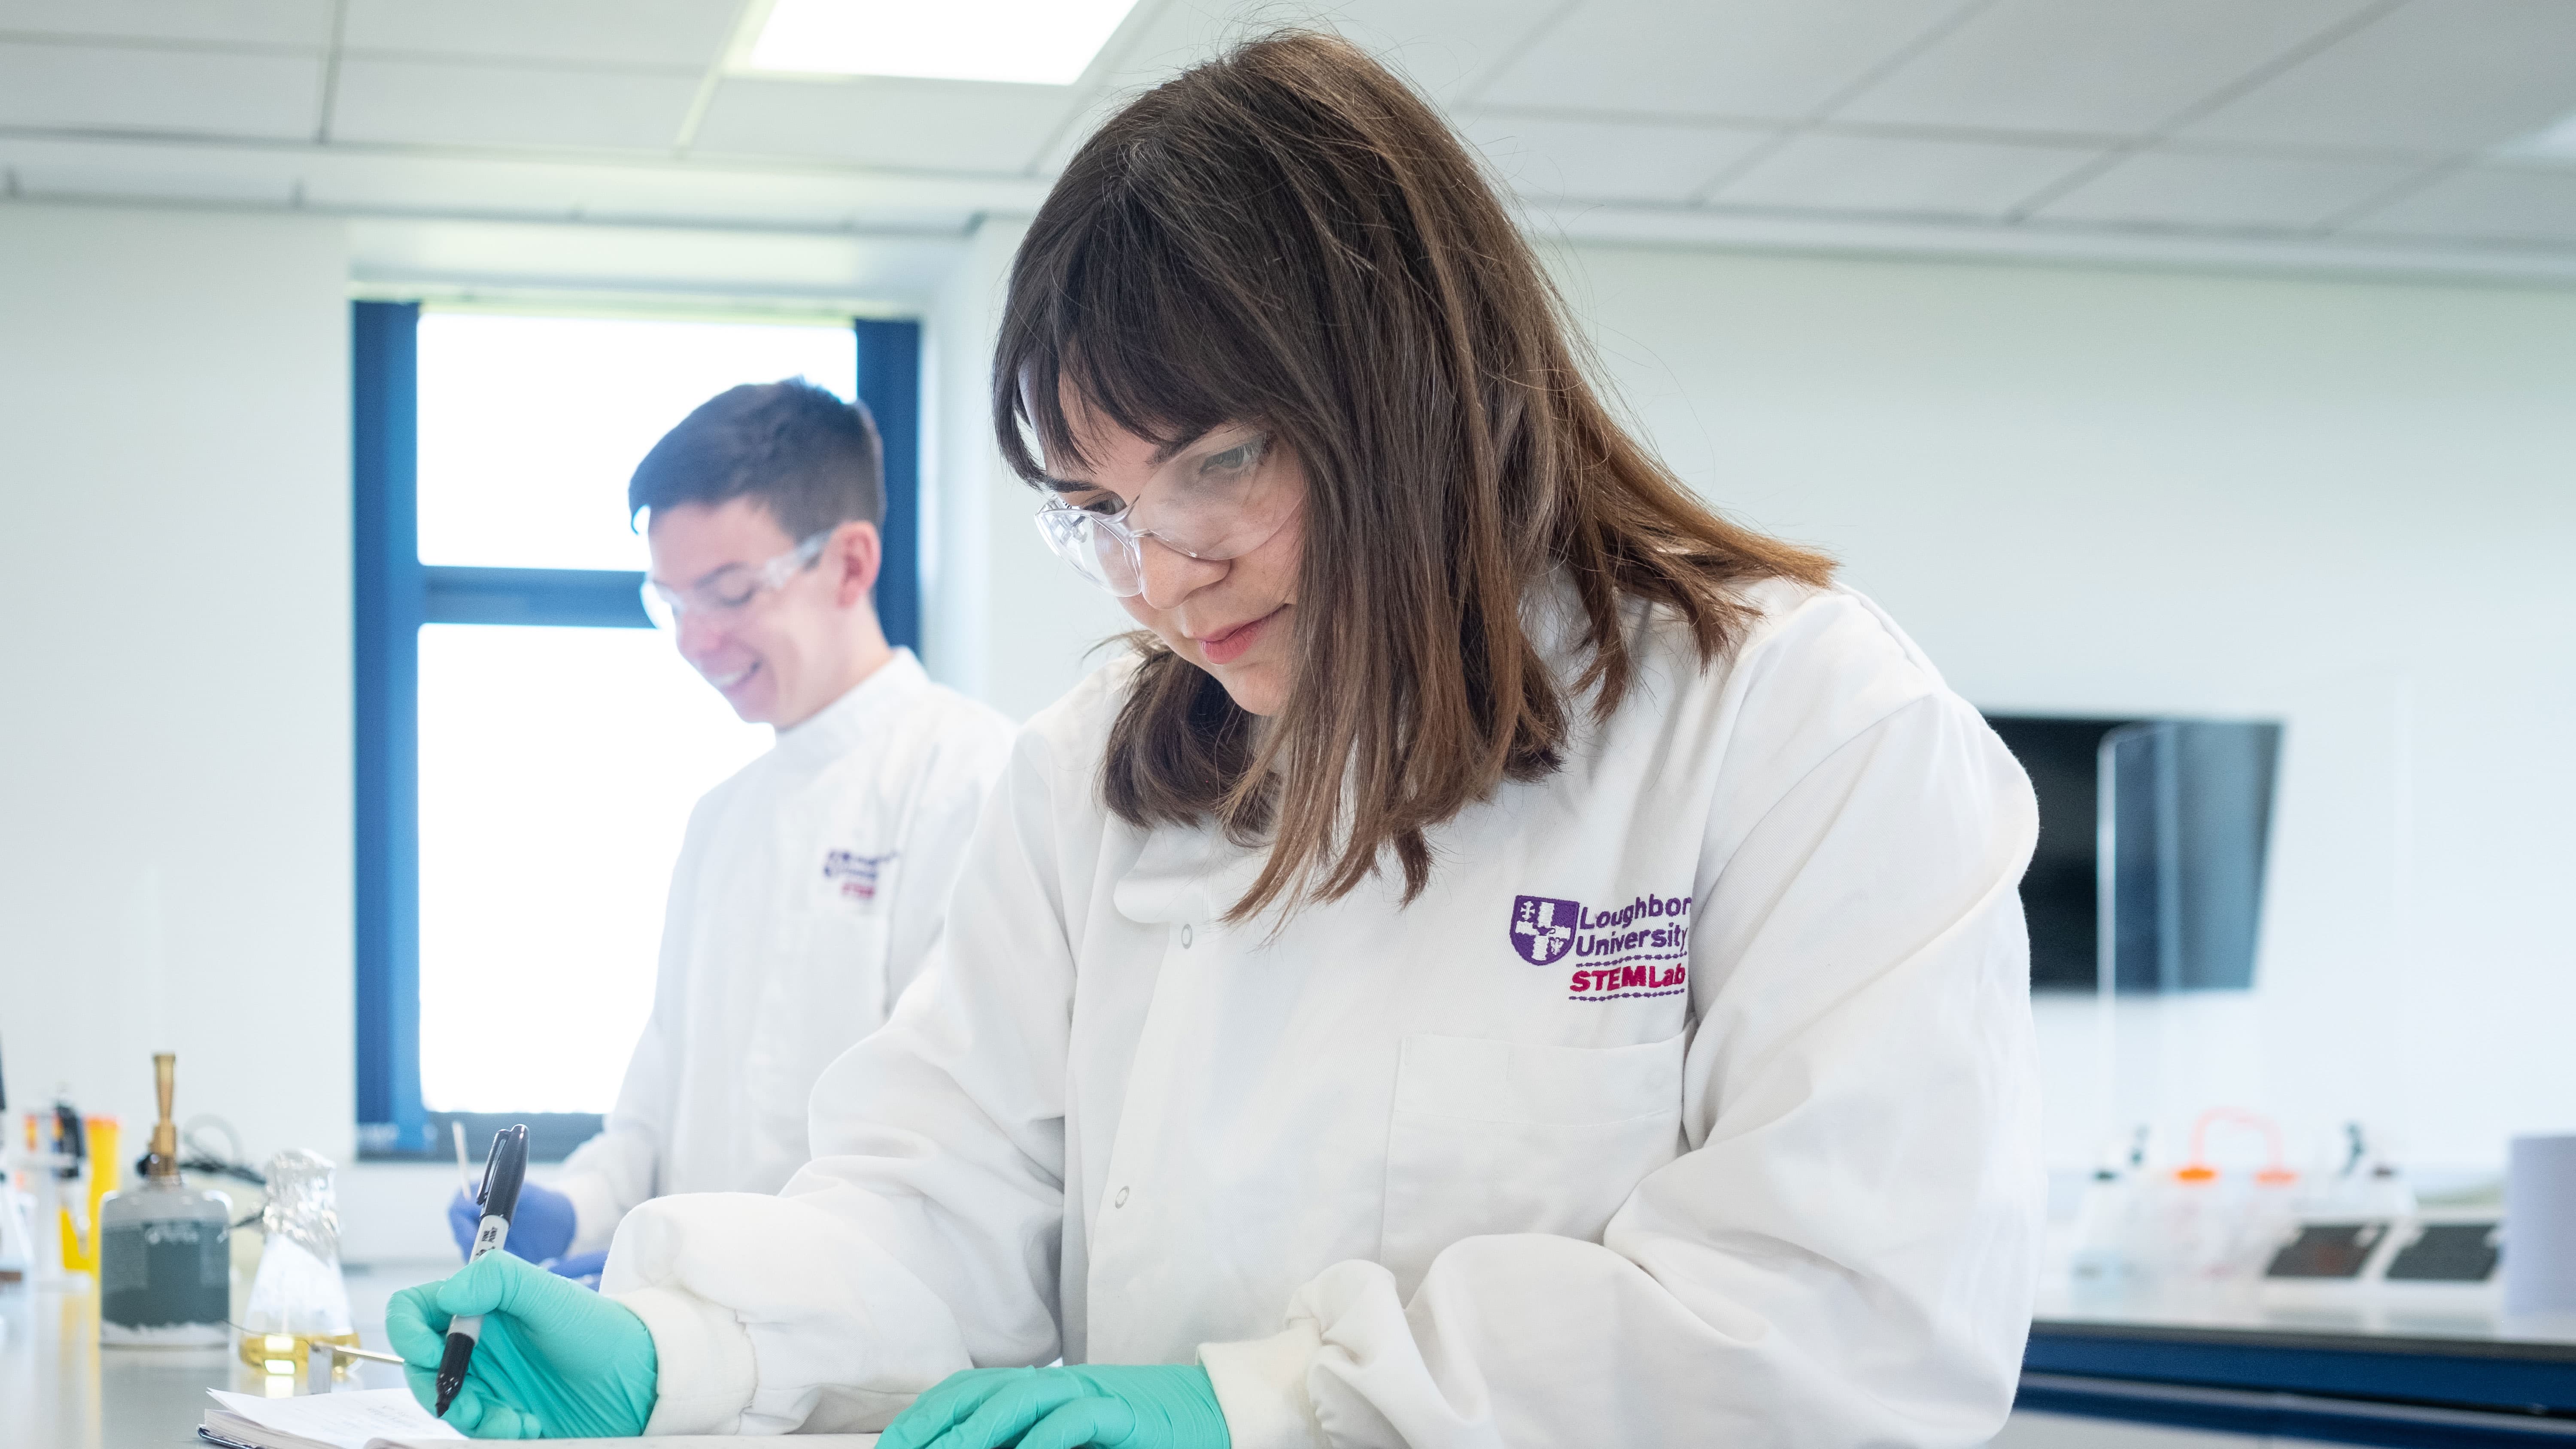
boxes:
[994,31,1831,923]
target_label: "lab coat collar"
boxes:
[1112,820,1267,927]
[773,648,930,768]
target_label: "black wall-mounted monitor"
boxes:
[1983,715,2281,993]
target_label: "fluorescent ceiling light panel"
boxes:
[747,0,1140,85]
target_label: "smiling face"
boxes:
[644,495,890,729]
[1046,393,1305,716]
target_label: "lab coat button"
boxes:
[1179,925,1193,948]
[1114,1186,1130,1207]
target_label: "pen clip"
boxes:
[475,1124,531,1222]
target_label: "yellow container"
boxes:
[58,1115,118,1274]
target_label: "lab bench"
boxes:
[2018,1297,2576,1445]
[0,1263,435,1449]
[16,1264,2575,1446]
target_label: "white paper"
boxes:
[368,1440,877,1448]
[205,1387,466,1449]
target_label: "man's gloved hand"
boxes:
[541,1247,611,1288]
[881,1364,1230,1449]
[385,1249,656,1439]
[444,1180,577,1264]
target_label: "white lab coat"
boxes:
[605,582,2046,1447]
[554,649,1016,1254]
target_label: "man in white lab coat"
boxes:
[446,379,1015,1270]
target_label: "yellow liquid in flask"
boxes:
[238,1328,365,1374]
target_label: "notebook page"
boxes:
[205,1388,466,1449]
[364,1438,879,1448]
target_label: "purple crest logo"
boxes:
[1510,895,1579,965]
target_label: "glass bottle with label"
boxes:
[98,1054,230,1345]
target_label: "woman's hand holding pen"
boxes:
[386,1251,659,1439]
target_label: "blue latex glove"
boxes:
[385,1249,657,1438]
[881,1365,1230,1449]
[541,1247,611,1288]
[445,1180,577,1264]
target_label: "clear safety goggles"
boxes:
[1031,433,1298,598]
[641,528,831,630]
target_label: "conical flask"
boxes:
[237,1148,357,1370]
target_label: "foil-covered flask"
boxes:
[237,1148,358,1370]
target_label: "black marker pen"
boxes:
[435,1124,528,1419]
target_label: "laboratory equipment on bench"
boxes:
[2309,1121,2416,1218]
[24,1094,108,1286]
[0,1154,30,1285]
[2066,1127,2148,1300]
[0,1035,32,1285]
[237,1148,358,1372]
[70,1109,118,1272]
[2506,1133,2576,1315]
[2143,1108,2300,1288]
[2258,1207,2504,1311]
[42,1100,124,1278]
[97,1052,231,1345]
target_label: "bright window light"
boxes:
[746,0,1140,86]
[418,625,769,1112]
[417,313,857,571]
[410,310,840,1114]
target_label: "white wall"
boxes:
[0,201,354,1169]
[1554,241,2576,1175]
[922,214,1133,720]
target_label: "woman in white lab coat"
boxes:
[389,30,2044,1448]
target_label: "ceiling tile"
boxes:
[1834,0,2372,136]
[0,0,330,47]
[2178,0,2576,153]
[1475,0,1971,122]
[330,59,702,150]
[691,76,1083,173]
[2342,164,2576,243]
[0,41,322,137]
[340,0,738,69]
[1098,0,1561,105]
[1711,131,2101,218]
[1034,0,1630,179]
[1461,111,1774,204]
[2032,148,2427,231]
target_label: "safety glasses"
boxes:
[641,528,832,630]
[1031,431,1297,598]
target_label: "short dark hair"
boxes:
[628,378,884,540]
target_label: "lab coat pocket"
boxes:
[1380,1031,1686,1296]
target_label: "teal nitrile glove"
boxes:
[384,1249,657,1439]
[881,1364,1230,1449]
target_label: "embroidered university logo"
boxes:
[1512,889,1696,1001]
[822,849,896,901]
[1510,895,1580,964]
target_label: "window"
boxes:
[354,303,923,1158]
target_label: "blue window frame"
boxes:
[352,301,923,1158]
